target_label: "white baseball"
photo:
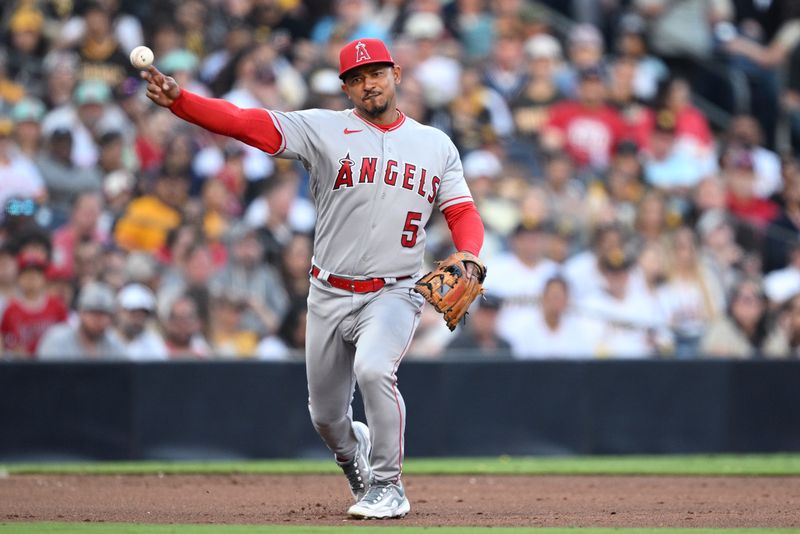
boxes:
[129,46,154,69]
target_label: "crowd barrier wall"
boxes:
[1,359,798,460]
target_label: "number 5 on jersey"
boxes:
[401,212,422,248]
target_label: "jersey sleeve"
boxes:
[266,109,325,162]
[435,138,474,211]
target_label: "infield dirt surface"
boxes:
[2,474,800,528]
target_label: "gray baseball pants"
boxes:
[305,276,423,483]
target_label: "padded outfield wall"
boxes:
[0,360,798,461]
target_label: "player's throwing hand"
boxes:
[141,66,181,107]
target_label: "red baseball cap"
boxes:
[17,251,49,271]
[339,38,395,79]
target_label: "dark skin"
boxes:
[340,63,401,125]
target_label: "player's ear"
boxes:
[392,65,402,84]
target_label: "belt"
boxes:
[311,266,411,293]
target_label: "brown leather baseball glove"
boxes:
[413,251,487,331]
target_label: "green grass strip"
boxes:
[2,454,800,476]
[1,526,799,534]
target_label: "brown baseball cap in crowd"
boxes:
[339,38,394,79]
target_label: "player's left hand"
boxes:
[414,251,487,331]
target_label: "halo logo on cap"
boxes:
[355,42,371,63]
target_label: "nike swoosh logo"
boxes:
[344,128,363,135]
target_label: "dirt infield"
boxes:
[2,474,799,527]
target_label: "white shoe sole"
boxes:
[347,497,411,519]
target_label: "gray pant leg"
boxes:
[352,283,423,483]
[305,280,358,460]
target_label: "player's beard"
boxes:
[360,99,389,118]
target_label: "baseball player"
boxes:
[142,38,484,519]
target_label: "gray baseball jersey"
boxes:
[266,108,472,484]
[267,109,473,277]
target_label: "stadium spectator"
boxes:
[6,7,48,99]
[613,13,669,102]
[700,278,785,358]
[210,292,260,358]
[763,158,800,273]
[0,252,67,358]
[555,23,605,98]
[657,226,726,357]
[503,276,597,359]
[0,245,17,317]
[565,223,627,300]
[722,146,780,230]
[11,97,46,159]
[41,51,80,110]
[113,170,186,253]
[447,294,512,359]
[510,33,564,155]
[764,241,800,306]
[211,225,286,336]
[37,281,125,360]
[484,220,559,342]
[157,241,216,336]
[607,57,651,150]
[633,189,673,247]
[162,295,211,359]
[774,292,800,358]
[720,1,800,147]
[482,24,528,103]
[540,150,585,230]
[447,66,513,154]
[461,149,517,240]
[50,191,105,281]
[41,79,129,168]
[543,65,626,172]
[256,297,308,361]
[0,117,46,212]
[311,0,389,46]
[725,115,782,198]
[642,109,717,194]
[116,283,167,360]
[279,232,313,302]
[579,248,671,358]
[696,209,743,294]
[35,127,102,227]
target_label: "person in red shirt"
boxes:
[543,66,627,171]
[0,252,68,357]
[51,191,106,280]
[724,147,780,230]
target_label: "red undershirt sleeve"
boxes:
[168,90,283,154]
[442,202,484,256]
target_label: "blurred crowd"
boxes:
[1,0,800,361]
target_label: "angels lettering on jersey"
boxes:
[332,152,440,204]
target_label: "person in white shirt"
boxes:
[565,222,628,300]
[504,276,599,359]
[0,118,45,211]
[764,242,800,307]
[484,221,559,343]
[116,283,167,361]
[656,226,725,358]
[579,248,672,358]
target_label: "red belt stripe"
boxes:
[311,266,411,293]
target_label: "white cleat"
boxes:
[338,421,373,502]
[347,481,410,519]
